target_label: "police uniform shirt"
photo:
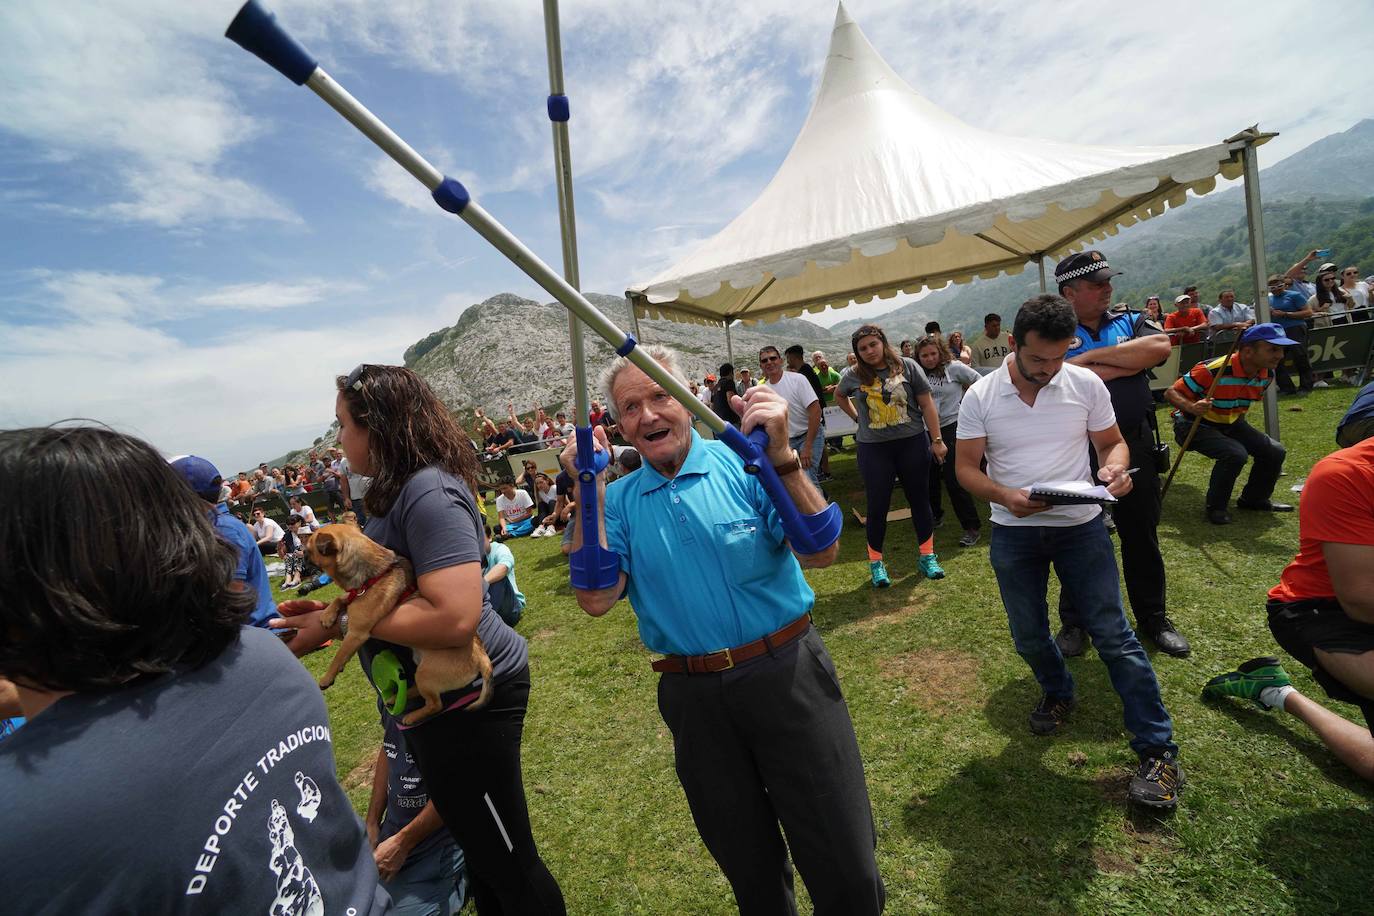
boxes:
[1065,307,1164,432]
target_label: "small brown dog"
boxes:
[307,524,492,724]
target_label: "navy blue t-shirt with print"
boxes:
[377,701,446,861]
[359,467,529,723]
[0,627,391,915]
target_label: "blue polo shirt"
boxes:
[210,502,277,627]
[1066,307,1162,431]
[603,431,814,656]
[1269,289,1310,330]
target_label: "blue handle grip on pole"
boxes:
[569,426,620,591]
[225,0,318,85]
[717,425,843,555]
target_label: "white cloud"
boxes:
[194,279,362,310]
[0,0,295,226]
[0,282,482,474]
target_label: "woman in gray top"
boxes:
[836,324,948,588]
[916,334,983,547]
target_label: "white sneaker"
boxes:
[532,526,548,538]
[1312,380,1329,389]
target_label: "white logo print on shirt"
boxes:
[293,771,321,824]
[267,799,324,916]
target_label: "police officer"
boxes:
[1052,251,1191,658]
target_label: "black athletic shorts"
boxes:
[1268,598,1374,731]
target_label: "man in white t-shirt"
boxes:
[494,477,535,539]
[759,345,822,485]
[955,293,1181,811]
[968,312,1012,374]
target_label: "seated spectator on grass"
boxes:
[1164,293,1207,345]
[278,514,307,589]
[288,494,321,531]
[515,458,540,507]
[495,476,535,539]
[0,427,388,914]
[250,506,284,555]
[172,455,277,628]
[366,706,469,916]
[534,469,574,538]
[534,473,557,520]
[1165,323,1296,525]
[482,524,526,627]
[1203,428,1374,782]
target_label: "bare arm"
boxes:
[1286,249,1320,280]
[1324,542,1374,624]
[1164,383,1212,417]
[374,801,447,882]
[484,559,510,585]
[1087,425,1133,497]
[370,562,483,649]
[917,392,948,464]
[0,678,21,719]
[836,392,859,422]
[365,747,388,847]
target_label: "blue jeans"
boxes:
[382,838,468,916]
[789,422,825,486]
[989,518,1176,758]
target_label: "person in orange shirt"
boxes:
[1162,292,1207,346]
[1203,429,1374,782]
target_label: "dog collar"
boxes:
[340,561,415,606]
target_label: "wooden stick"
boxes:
[1161,332,1246,500]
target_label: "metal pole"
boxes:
[725,321,735,364]
[1037,256,1047,293]
[625,294,643,341]
[542,0,589,425]
[1241,138,1279,440]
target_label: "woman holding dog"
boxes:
[276,364,566,914]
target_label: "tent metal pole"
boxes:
[626,294,643,340]
[542,0,589,424]
[1240,137,1279,440]
[1037,257,1047,293]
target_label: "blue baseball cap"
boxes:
[1240,323,1300,346]
[170,455,224,501]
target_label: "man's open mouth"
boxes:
[644,429,670,442]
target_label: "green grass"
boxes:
[283,386,1373,914]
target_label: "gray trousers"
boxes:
[656,627,884,916]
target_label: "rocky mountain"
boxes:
[404,292,854,417]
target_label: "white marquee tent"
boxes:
[626,3,1273,333]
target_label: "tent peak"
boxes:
[832,2,853,29]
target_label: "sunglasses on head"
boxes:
[345,364,368,391]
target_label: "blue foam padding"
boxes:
[225,0,318,86]
[569,426,620,591]
[432,176,470,215]
[615,333,637,357]
[547,94,571,122]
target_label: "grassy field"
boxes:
[279,386,1372,914]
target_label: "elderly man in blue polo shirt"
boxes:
[562,343,883,916]
[171,455,278,628]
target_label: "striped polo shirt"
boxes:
[1169,352,1270,424]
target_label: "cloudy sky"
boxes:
[3,0,1372,473]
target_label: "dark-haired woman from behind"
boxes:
[0,426,389,914]
[276,364,566,914]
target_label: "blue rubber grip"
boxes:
[432,176,470,215]
[717,425,843,555]
[225,0,318,85]
[569,426,620,591]
[547,94,570,122]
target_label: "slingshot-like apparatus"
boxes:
[225,2,843,587]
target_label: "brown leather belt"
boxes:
[651,614,812,674]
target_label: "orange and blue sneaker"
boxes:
[1202,657,1292,708]
[869,560,891,588]
[918,553,945,580]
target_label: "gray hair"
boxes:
[811,350,825,361]
[597,343,690,418]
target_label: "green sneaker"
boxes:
[869,560,891,588]
[918,553,945,580]
[1202,656,1291,707]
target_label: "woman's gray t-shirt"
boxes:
[923,359,982,428]
[835,357,933,443]
[360,466,529,721]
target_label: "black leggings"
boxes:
[403,666,566,915]
[926,421,980,531]
[856,435,934,553]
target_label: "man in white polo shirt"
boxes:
[955,294,1182,811]
[759,345,823,486]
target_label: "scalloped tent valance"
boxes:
[626,3,1270,328]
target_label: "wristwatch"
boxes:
[773,450,803,476]
[932,436,944,443]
